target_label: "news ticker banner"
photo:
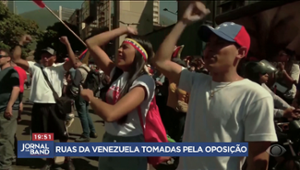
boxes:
[18,142,248,158]
[19,133,248,158]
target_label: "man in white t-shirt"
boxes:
[11,35,77,170]
[152,2,277,170]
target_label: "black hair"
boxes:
[65,71,71,79]
[0,49,11,63]
[283,48,296,71]
[0,49,11,57]
[189,58,203,67]
[109,35,154,124]
[234,43,241,49]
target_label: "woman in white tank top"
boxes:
[80,27,155,170]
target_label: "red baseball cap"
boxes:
[198,22,250,55]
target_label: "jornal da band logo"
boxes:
[21,143,50,156]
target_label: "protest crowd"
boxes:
[2,1,300,170]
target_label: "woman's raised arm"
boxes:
[86,27,128,75]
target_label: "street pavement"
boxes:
[13,89,156,170]
[13,89,104,170]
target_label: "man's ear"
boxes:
[237,47,247,59]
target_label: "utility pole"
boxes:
[59,6,62,20]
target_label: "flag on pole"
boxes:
[172,45,184,59]
[78,49,90,65]
[65,49,90,65]
[32,0,45,8]
[64,49,90,64]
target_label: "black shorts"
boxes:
[31,103,68,140]
[18,93,23,103]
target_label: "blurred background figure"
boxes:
[188,57,208,74]
[144,64,153,76]
[244,61,298,118]
[153,69,167,120]
[273,49,300,104]
[183,56,193,68]
[24,72,31,89]
[62,71,73,97]
[165,58,188,143]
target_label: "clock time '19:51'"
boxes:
[32,133,54,141]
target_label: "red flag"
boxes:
[32,0,45,8]
[172,45,184,58]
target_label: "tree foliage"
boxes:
[35,21,85,62]
[0,2,42,58]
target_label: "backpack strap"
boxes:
[79,66,90,73]
[39,67,59,100]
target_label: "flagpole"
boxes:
[44,5,86,47]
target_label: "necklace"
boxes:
[209,81,234,99]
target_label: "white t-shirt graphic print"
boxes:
[177,68,277,170]
[105,68,155,137]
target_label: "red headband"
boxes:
[123,38,148,61]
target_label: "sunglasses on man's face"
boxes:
[41,53,54,59]
[0,54,8,58]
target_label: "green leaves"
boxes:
[0,2,42,58]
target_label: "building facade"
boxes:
[76,0,154,58]
[153,0,160,25]
[215,0,291,23]
[79,0,113,40]
[78,0,155,39]
[98,1,112,29]
[1,0,7,6]
[145,1,222,57]
[7,1,16,14]
[117,1,153,41]
[215,0,300,59]
[177,1,221,26]
[69,9,80,26]
[80,0,98,39]
[218,0,260,15]
[1,0,16,14]
[111,1,154,57]
[59,6,75,21]
[68,9,80,36]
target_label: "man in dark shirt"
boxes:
[71,59,97,142]
[153,71,167,115]
[0,49,20,170]
[11,62,27,122]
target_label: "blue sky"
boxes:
[16,1,177,21]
